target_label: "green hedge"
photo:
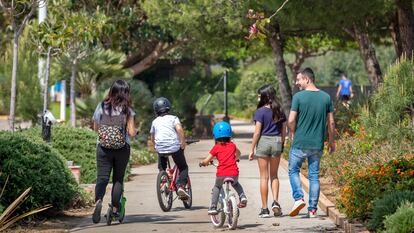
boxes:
[361,58,414,143]
[383,201,414,233]
[367,190,414,231]
[0,132,78,213]
[20,126,98,184]
[20,126,155,183]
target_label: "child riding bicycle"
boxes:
[150,97,190,199]
[199,121,248,215]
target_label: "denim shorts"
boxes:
[256,135,282,157]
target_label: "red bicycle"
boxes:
[156,139,198,211]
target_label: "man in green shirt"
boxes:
[287,68,336,218]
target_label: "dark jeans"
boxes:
[95,144,130,209]
[158,148,188,187]
[340,95,350,101]
[211,176,245,207]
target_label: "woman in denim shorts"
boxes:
[248,84,286,218]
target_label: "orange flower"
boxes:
[403,154,414,160]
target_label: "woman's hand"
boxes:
[248,151,254,161]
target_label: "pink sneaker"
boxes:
[307,209,317,218]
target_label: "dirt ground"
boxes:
[320,177,340,204]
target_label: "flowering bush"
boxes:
[336,157,414,219]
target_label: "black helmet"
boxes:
[153,97,171,115]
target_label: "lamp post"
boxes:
[223,70,230,123]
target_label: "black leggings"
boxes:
[158,148,188,187]
[95,144,130,209]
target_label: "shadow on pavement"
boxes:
[238,223,264,229]
[70,214,181,232]
[233,133,253,139]
[173,206,206,211]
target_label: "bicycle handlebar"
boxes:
[199,159,239,167]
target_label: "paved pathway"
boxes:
[70,120,337,232]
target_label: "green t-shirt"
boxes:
[291,90,333,150]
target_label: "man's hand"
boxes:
[180,142,186,150]
[328,141,335,154]
[248,151,254,161]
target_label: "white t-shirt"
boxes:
[150,115,181,153]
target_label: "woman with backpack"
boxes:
[91,80,138,224]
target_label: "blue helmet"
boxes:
[213,121,232,139]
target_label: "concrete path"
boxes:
[0,115,32,131]
[70,120,337,233]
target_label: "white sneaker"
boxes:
[289,198,305,217]
[177,187,190,199]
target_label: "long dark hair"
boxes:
[257,84,283,122]
[103,80,132,116]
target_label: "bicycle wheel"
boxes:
[106,207,113,226]
[182,178,192,209]
[227,196,239,230]
[156,171,173,211]
[210,200,225,227]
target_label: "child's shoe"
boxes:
[238,194,248,208]
[177,186,190,200]
[208,205,218,215]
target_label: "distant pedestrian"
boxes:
[249,84,286,218]
[336,73,353,102]
[288,68,335,218]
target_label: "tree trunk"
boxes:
[288,48,306,95]
[43,47,51,112]
[411,104,414,131]
[268,22,292,116]
[348,26,383,89]
[70,58,78,127]
[390,12,403,58]
[129,42,165,76]
[91,77,97,96]
[9,34,19,131]
[395,0,414,59]
[127,39,187,76]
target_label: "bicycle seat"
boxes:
[223,177,235,184]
